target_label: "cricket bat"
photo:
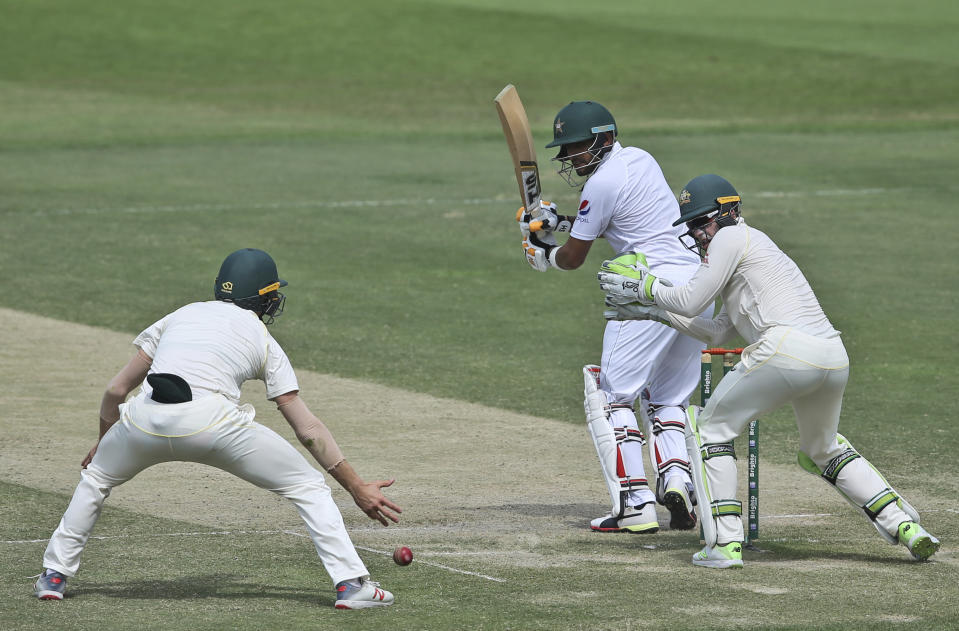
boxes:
[494,84,543,219]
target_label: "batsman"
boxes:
[598,175,941,567]
[518,100,712,533]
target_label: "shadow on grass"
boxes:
[70,574,332,605]
[749,540,920,566]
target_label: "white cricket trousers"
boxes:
[42,393,368,585]
[699,326,912,543]
[601,317,706,506]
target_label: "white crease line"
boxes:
[7,187,913,217]
[0,528,506,584]
[354,544,506,583]
[283,531,507,583]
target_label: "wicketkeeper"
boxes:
[598,174,940,568]
[34,248,400,608]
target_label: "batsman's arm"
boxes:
[553,236,593,270]
[274,391,402,526]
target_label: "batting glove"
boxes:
[522,231,560,272]
[516,201,572,236]
[597,252,671,306]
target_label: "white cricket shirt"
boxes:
[570,141,700,282]
[656,219,839,345]
[133,301,299,403]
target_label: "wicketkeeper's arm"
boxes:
[663,306,737,347]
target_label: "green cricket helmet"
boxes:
[674,175,742,257]
[214,248,287,324]
[545,100,617,149]
[673,174,741,226]
[546,100,617,187]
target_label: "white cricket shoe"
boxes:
[590,502,659,533]
[334,578,394,609]
[692,542,744,569]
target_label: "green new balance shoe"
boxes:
[692,542,744,569]
[898,521,940,561]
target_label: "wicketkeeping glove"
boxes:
[596,252,671,306]
[516,200,573,237]
[603,296,672,324]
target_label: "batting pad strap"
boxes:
[620,477,650,492]
[822,448,860,484]
[615,427,646,446]
[651,419,686,434]
[657,458,692,476]
[864,489,899,520]
[710,500,742,518]
[702,442,736,461]
[609,403,634,412]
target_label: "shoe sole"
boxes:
[909,536,941,561]
[590,524,628,532]
[335,600,393,609]
[663,490,697,530]
[590,522,659,533]
[36,591,64,600]
[692,559,744,569]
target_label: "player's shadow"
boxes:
[71,574,332,605]
[482,502,704,532]
[480,501,611,530]
[747,540,924,566]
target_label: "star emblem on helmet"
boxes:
[554,118,565,135]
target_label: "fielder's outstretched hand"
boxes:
[351,478,403,526]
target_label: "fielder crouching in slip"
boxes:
[597,174,940,568]
[34,248,400,609]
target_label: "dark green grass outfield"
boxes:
[2,0,958,628]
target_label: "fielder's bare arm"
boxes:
[598,174,940,567]
[35,249,399,608]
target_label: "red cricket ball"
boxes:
[392,546,413,566]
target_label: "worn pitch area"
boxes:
[0,307,950,580]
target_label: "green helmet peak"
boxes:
[545,100,617,148]
[214,248,288,324]
[673,174,741,227]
